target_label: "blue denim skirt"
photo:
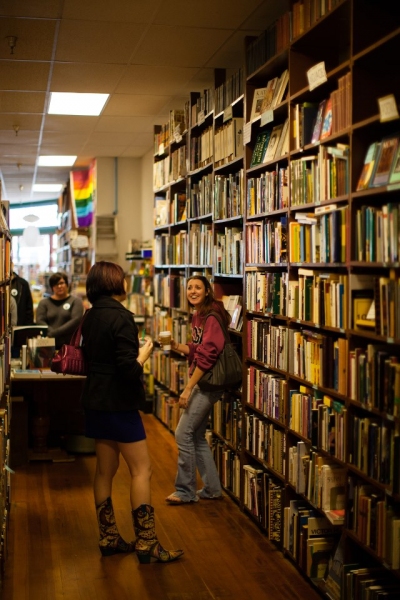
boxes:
[84,409,146,443]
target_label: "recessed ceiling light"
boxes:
[38,156,77,167]
[48,92,109,116]
[33,184,63,193]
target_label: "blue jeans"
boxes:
[174,386,222,502]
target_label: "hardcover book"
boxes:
[319,98,333,140]
[250,130,271,167]
[356,141,381,190]
[250,87,267,121]
[311,100,327,144]
[371,135,399,187]
[263,124,283,163]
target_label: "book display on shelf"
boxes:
[150,4,400,597]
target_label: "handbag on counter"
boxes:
[50,310,90,376]
[197,311,242,393]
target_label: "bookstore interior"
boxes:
[1,0,400,597]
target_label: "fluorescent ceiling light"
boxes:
[33,184,63,193]
[38,155,77,167]
[48,92,109,116]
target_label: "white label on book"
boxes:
[223,106,233,122]
[307,62,327,91]
[158,143,164,156]
[198,110,205,125]
[260,109,274,126]
[174,132,182,143]
[378,94,399,122]
[243,122,252,145]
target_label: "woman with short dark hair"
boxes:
[81,261,183,564]
[36,271,84,349]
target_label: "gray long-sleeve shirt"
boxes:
[36,295,84,349]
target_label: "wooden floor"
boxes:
[1,414,322,600]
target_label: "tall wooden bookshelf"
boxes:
[0,201,12,582]
[152,2,400,596]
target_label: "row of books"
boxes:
[214,67,243,115]
[242,465,283,540]
[291,0,343,40]
[214,117,243,167]
[245,217,287,265]
[349,344,400,416]
[214,227,243,275]
[289,205,347,264]
[246,11,290,75]
[246,167,289,216]
[249,119,289,168]
[357,135,400,190]
[154,231,187,266]
[246,270,287,316]
[246,366,286,423]
[290,144,349,206]
[190,125,213,171]
[212,440,241,498]
[214,170,244,221]
[245,413,286,475]
[189,222,213,266]
[126,293,154,318]
[249,69,289,122]
[191,88,214,126]
[293,75,351,149]
[153,145,187,190]
[153,386,181,433]
[153,109,188,155]
[212,395,241,445]
[348,414,394,485]
[348,476,400,569]
[153,275,188,311]
[188,173,213,218]
[169,358,188,396]
[247,320,289,372]
[221,294,243,331]
[355,202,400,264]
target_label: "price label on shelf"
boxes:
[378,94,399,122]
[244,122,252,145]
[260,109,274,126]
[307,61,327,91]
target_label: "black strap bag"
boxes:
[197,311,242,392]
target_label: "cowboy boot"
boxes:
[132,504,183,564]
[96,497,135,556]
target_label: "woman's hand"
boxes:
[138,339,153,364]
[179,387,193,409]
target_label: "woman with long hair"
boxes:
[162,275,232,504]
[81,261,183,563]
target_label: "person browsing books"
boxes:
[162,275,231,504]
[11,265,34,325]
[80,261,183,564]
[35,272,84,349]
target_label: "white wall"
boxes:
[96,154,154,267]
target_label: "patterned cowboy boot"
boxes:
[132,504,183,564]
[96,497,135,556]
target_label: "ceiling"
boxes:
[0,0,286,206]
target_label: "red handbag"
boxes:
[50,310,89,376]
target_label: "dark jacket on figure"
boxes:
[81,296,146,412]
[11,273,34,325]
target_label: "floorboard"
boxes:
[1,413,322,600]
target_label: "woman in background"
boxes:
[163,275,231,504]
[36,272,84,349]
[81,261,183,564]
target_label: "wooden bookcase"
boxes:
[152,2,400,595]
[0,201,12,582]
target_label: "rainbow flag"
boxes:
[70,164,95,227]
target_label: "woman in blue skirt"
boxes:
[81,261,183,564]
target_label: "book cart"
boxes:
[152,2,400,597]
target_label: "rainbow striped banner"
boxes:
[70,164,95,227]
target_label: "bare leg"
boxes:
[93,439,119,505]
[118,438,152,509]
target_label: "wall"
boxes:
[96,154,153,266]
